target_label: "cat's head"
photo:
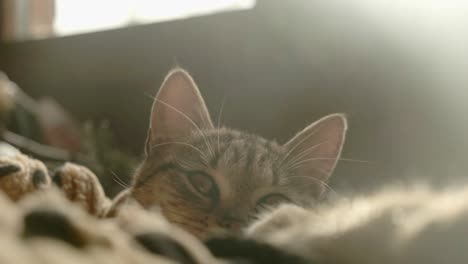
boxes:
[130,69,347,238]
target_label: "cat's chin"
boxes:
[176,225,233,240]
[169,220,242,240]
[203,227,234,239]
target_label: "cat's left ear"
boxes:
[283,114,347,182]
[145,69,213,155]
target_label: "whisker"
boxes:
[112,177,128,189]
[110,170,130,188]
[196,107,216,158]
[217,96,227,153]
[282,140,331,170]
[174,156,204,170]
[279,124,322,166]
[284,175,338,198]
[150,141,207,160]
[145,94,214,159]
[287,157,371,172]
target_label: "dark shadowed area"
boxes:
[1,0,468,194]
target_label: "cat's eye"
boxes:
[186,172,218,198]
[255,194,290,212]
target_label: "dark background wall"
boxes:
[1,0,468,193]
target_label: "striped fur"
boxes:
[129,69,347,238]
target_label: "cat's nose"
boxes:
[216,216,243,230]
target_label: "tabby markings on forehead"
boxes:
[244,137,260,175]
[209,143,231,168]
[217,143,281,186]
[149,130,285,189]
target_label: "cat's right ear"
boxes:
[282,114,347,183]
[145,69,213,156]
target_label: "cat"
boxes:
[4,69,468,264]
[116,68,347,238]
[241,185,468,264]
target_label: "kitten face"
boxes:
[130,69,347,238]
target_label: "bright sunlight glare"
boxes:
[54,0,255,36]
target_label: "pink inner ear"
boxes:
[147,69,213,147]
[283,114,347,181]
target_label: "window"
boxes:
[54,0,256,36]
